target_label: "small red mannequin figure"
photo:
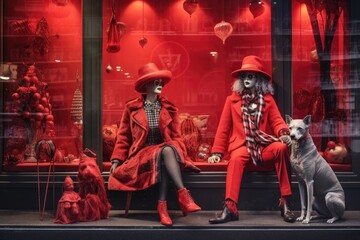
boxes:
[108,62,201,226]
[54,176,81,224]
[208,55,296,224]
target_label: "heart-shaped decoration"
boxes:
[183,0,199,17]
[249,0,265,19]
[139,37,148,48]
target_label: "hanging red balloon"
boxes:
[249,0,265,19]
[214,21,233,44]
[183,0,199,17]
[139,37,148,48]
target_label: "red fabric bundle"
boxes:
[106,15,121,53]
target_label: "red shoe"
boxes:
[177,188,201,216]
[157,200,172,226]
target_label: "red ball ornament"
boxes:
[249,0,265,19]
[22,111,31,119]
[29,86,37,93]
[46,121,55,128]
[36,104,45,112]
[327,141,336,150]
[35,120,42,128]
[34,112,44,121]
[24,76,31,82]
[40,97,48,106]
[183,0,199,17]
[46,114,54,121]
[12,93,20,100]
[33,92,41,100]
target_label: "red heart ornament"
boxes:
[249,0,265,19]
[139,37,148,48]
[183,0,198,17]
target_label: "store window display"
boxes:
[108,63,201,226]
[101,0,274,172]
[207,56,295,224]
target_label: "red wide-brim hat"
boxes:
[135,62,172,93]
[231,55,271,81]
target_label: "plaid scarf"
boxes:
[241,92,279,165]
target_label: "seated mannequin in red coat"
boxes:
[208,55,296,224]
[108,62,201,226]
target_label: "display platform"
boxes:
[1,210,359,240]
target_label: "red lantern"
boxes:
[249,0,265,19]
[139,37,148,48]
[183,0,198,17]
[214,21,233,44]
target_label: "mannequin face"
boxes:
[145,79,164,94]
[240,72,257,89]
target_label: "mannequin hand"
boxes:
[279,135,292,146]
[208,155,221,164]
[110,160,120,174]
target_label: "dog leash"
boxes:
[35,139,56,221]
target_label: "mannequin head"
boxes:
[240,72,257,89]
[232,72,274,95]
[63,176,74,191]
[231,55,274,95]
[145,78,164,95]
[135,63,171,93]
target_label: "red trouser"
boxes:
[225,142,292,203]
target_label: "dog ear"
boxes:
[285,114,292,124]
[303,115,312,126]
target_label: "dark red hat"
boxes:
[231,55,271,81]
[134,63,172,93]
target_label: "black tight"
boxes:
[158,146,184,200]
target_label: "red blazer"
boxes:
[110,95,188,162]
[212,92,289,155]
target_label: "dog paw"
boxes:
[326,217,338,224]
[296,217,304,222]
[302,219,310,224]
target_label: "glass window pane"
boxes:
[102,0,272,171]
[291,0,352,171]
[1,0,83,172]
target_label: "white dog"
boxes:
[286,115,345,224]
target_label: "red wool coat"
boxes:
[212,92,289,155]
[108,95,199,191]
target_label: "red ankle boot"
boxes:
[177,188,201,216]
[157,200,172,226]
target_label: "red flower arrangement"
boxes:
[10,64,55,161]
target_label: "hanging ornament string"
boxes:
[139,0,148,48]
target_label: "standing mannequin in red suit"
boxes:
[108,63,201,226]
[208,55,295,224]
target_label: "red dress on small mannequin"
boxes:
[54,176,81,224]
